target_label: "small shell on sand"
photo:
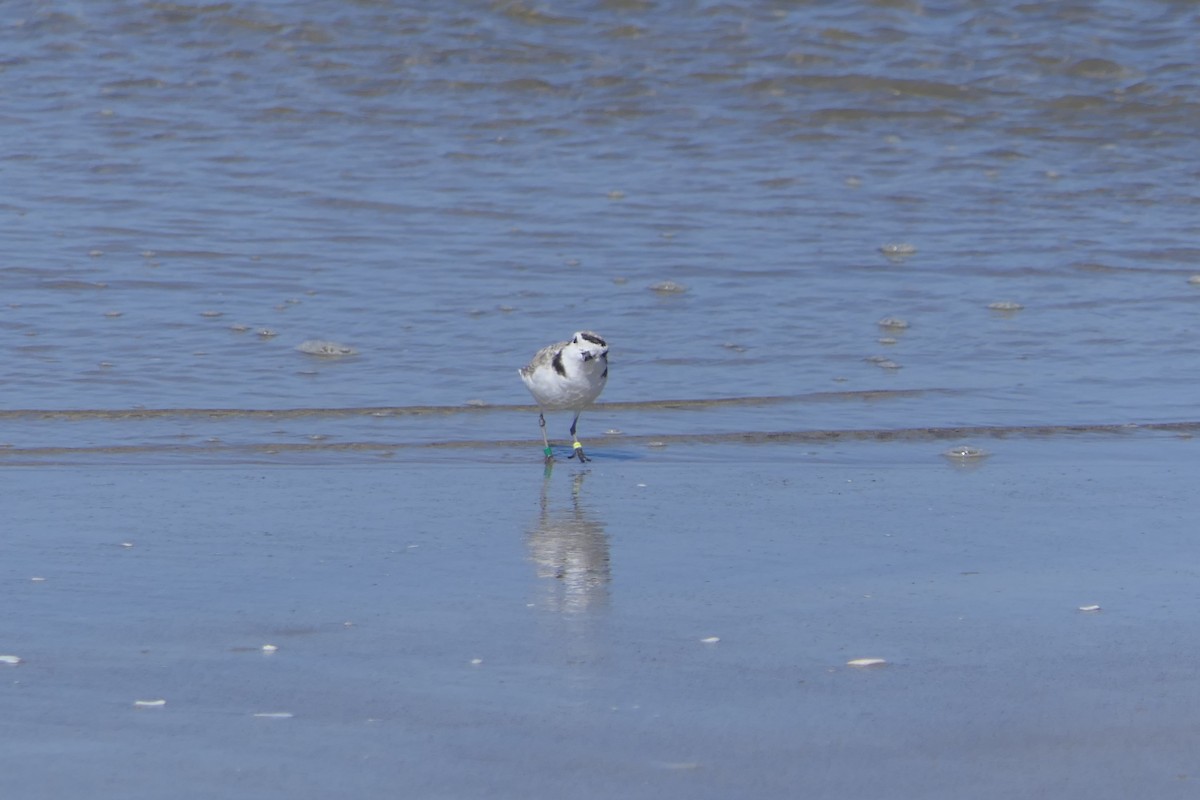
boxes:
[879,243,917,257]
[133,699,166,708]
[261,644,279,653]
[649,280,688,294]
[987,301,1024,311]
[877,316,909,330]
[847,658,887,668]
[944,445,988,460]
[700,636,720,644]
[1078,605,1102,612]
[253,712,293,719]
[1188,275,1200,285]
[296,340,357,356]
[0,655,22,665]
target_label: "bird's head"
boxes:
[570,331,608,363]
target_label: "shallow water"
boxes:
[4,0,1200,459]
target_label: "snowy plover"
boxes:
[518,331,609,463]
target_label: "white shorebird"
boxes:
[518,331,609,463]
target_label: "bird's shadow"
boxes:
[540,446,643,469]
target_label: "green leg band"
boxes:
[543,446,554,457]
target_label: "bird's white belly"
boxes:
[522,370,605,411]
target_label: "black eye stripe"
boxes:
[579,332,606,347]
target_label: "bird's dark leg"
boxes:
[539,412,554,463]
[568,412,590,462]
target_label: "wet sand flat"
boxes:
[3,437,1199,799]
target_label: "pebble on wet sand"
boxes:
[943,445,988,460]
[847,658,887,668]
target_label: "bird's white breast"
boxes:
[520,349,607,411]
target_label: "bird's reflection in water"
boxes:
[526,469,610,614]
